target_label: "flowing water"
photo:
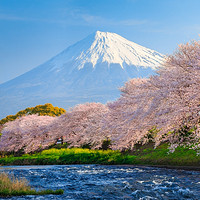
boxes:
[0,165,199,200]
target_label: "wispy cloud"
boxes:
[0,9,147,27]
[118,19,147,26]
[68,10,147,27]
[0,12,64,25]
[0,13,26,21]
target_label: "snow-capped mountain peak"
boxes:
[0,31,165,119]
[51,31,165,70]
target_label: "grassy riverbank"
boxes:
[0,143,200,167]
[0,173,63,197]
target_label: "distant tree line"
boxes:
[0,103,66,125]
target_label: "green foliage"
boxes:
[100,138,112,150]
[0,144,199,166]
[0,103,66,125]
[163,125,199,149]
[145,126,160,143]
[138,144,200,166]
[177,125,196,142]
[0,173,63,197]
[81,142,92,149]
[49,142,70,149]
[0,148,136,165]
[0,188,64,197]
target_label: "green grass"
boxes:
[0,148,135,165]
[130,143,200,166]
[0,144,200,166]
[0,172,64,197]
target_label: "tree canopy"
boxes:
[0,103,66,125]
[0,39,200,153]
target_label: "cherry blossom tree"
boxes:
[49,102,109,148]
[0,103,109,153]
[0,39,200,153]
[107,40,200,150]
[0,115,56,153]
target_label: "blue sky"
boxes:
[1,0,200,84]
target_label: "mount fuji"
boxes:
[0,31,165,119]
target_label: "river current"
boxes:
[0,165,199,200]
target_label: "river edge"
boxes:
[0,146,199,170]
[113,164,200,171]
[1,164,200,172]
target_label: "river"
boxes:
[0,165,199,199]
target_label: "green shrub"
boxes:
[0,103,66,125]
[0,144,199,166]
[0,173,64,197]
[100,138,112,150]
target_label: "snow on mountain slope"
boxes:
[0,31,165,119]
[50,31,163,71]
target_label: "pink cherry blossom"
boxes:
[0,40,200,153]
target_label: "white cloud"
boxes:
[0,13,26,21]
[70,10,147,27]
[0,9,147,28]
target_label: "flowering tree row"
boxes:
[106,40,200,150]
[0,40,200,153]
[0,103,66,125]
[0,103,109,153]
